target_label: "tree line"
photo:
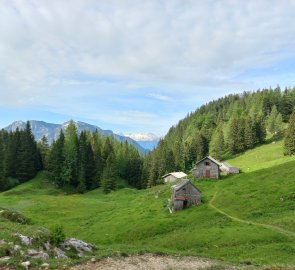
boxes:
[1,87,295,192]
[0,121,145,192]
[144,87,295,186]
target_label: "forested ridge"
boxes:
[0,121,144,192]
[1,87,295,193]
[143,87,295,186]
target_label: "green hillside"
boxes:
[1,141,295,268]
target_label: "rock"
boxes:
[91,257,96,263]
[41,263,50,268]
[53,247,68,259]
[43,241,51,251]
[62,238,94,253]
[15,234,33,246]
[26,249,49,259]
[0,256,10,262]
[21,261,30,269]
[0,239,6,245]
[13,244,21,251]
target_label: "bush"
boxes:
[0,208,28,224]
[0,177,20,191]
[50,225,66,246]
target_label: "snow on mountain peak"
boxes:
[124,133,160,142]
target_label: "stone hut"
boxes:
[171,180,201,210]
[162,172,187,183]
[220,162,240,174]
[192,156,221,179]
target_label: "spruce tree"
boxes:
[48,130,65,186]
[209,127,224,160]
[284,110,295,155]
[63,121,79,187]
[244,118,255,149]
[91,131,103,188]
[102,152,117,193]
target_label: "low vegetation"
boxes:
[0,140,294,269]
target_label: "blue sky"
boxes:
[1,1,295,136]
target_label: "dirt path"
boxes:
[69,254,221,270]
[209,192,295,238]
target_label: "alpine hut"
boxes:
[171,180,201,210]
[220,162,240,174]
[162,172,187,183]
[192,156,221,179]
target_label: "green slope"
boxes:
[0,141,295,267]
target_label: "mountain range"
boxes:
[124,133,160,150]
[4,120,151,153]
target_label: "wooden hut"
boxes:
[171,180,201,210]
[192,156,221,179]
[162,172,187,183]
[220,162,240,174]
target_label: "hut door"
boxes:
[205,170,211,177]
[183,200,188,208]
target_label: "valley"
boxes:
[0,140,294,269]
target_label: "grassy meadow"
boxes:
[0,140,295,268]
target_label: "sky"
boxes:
[1,0,295,136]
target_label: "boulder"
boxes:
[62,238,94,253]
[53,247,68,259]
[26,249,49,259]
[20,261,30,269]
[0,256,10,262]
[41,263,50,269]
[15,234,33,246]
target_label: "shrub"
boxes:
[0,208,27,224]
[50,225,66,246]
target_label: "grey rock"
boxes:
[13,244,21,251]
[41,263,50,268]
[16,233,33,246]
[20,261,31,269]
[43,241,51,251]
[62,238,94,253]
[0,256,10,262]
[26,249,49,259]
[53,247,68,259]
[0,239,6,245]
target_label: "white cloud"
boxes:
[1,0,295,133]
[148,93,173,102]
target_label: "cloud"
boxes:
[148,93,173,102]
[1,0,295,134]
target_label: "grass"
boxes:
[0,140,295,268]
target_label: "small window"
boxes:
[205,161,210,166]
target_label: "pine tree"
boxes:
[91,131,103,188]
[4,130,20,178]
[280,91,294,122]
[209,127,224,160]
[63,121,79,187]
[14,122,39,182]
[284,110,295,155]
[37,136,49,170]
[48,130,65,186]
[244,117,255,149]
[101,152,117,193]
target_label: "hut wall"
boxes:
[174,183,201,206]
[193,158,219,179]
[164,175,177,183]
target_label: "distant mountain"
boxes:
[4,120,148,153]
[124,133,160,150]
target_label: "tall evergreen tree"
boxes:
[63,121,79,187]
[284,110,295,155]
[48,130,65,186]
[101,152,117,193]
[209,127,224,160]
